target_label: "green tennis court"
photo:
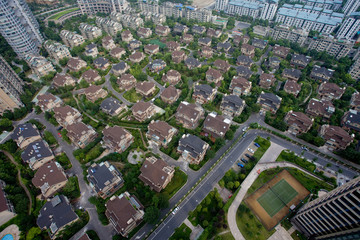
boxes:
[272,179,298,204]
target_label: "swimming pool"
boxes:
[1,234,14,240]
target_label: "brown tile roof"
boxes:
[54,105,80,119]
[166,69,181,78]
[206,68,222,79]
[161,86,180,100]
[166,41,180,50]
[284,80,301,95]
[318,82,345,99]
[132,101,153,113]
[103,126,131,143]
[307,98,335,115]
[53,73,74,87]
[172,50,185,57]
[38,93,57,105]
[83,85,103,94]
[32,161,67,189]
[66,122,94,139]
[176,102,202,120]
[110,47,125,56]
[213,59,230,70]
[285,111,313,132]
[139,157,173,192]
[82,69,100,82]
[67,57,85,70]
[231,76,251,89]
[136,81,155,93]
[144,44,159,51]
[320,125,353,149]
[259,73,276,88]
[129,52,144,61]
[148,121,174,142]
[203,113,231,138]
[102,36,113,45]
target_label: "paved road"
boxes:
[104,73,132,105]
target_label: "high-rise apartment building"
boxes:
[336,12,360,41]
[0,0,43,58]
[343,0,360,16]
[77,0,128,15]
[292,177,360,239]
[308,35,353,59]
[271,24,309,46]
[0,56,24,113]
[349,57,360,81]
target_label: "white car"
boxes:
[248,148,255,153]
[172,207,179,215]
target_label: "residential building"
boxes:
[136,82,156,97]
[84,44,98,58]
[144,44,159,55]
[213,59,230,72]
[105,192,144,237]
[257,92,282,114]
[146,120,177,147]
[176,101,204,129]
[172,50,186,64]
[271,25,308,46]
[0,56,24,113]
[319,125,353,150]
[318,82,345,101]
[241,44,255,57]
[237,55,253,68]
[100,97,126,116]
[230,76,252,96]
[306,98,335,120]
[310,66,334,82]
[201,46,213,58]
[203,112,231,139]
[253,25,271,37]
[79,23,102,40]
[54,105,82,127]
[185,57,201,69]
[282,68,302,81]
[0,0,43,58]
[149,59,166,72]
[103,126,133,153]
[128,39,142,50]
[350,92,360,111]
[198,37,212,46]
[273,45,290,58]
[221,0,278,20]
[166,41,180,51]
[293,0,342,11]
[37,93,62,112]
[112,62,129,76]
[21,140,54,170]
[259,73,276,89]
[60,30,85,48]
[66,57,87,72]
[349,57,360,81]
[291,54,311,69]
[252,38,267,49]
[337,12,360,41]
[12,123,41,149]
[139,157,174,192]
[206,68,223,86]
[77,0,129,15]
[82,85,107,102]
[44,41,71,64]
[110,12,143,30]
[292,177,360,239]
[266,56,281,69]
[207,28,222,38]
[137,27,152,38]
[95,17,122,36]
[0,180,16,226]
[53,73,76,88]
[217,42,232,53]
[284,111,313,135]
[32,161,67,198]
[117,74,136,90]
[132,101,156,122]
[129,52,145,63]
[161,86,181,104]
[94,57,110,70]
[155,25,170,36]
[37,195,78,239]
[308,35,353,59]
[182,33,194,44]
[220,94,245,117]
[121,30,133,43]
[25,54,55,78]
[177,134,209,165]
[193,84,217,104]
[341,110,360,132]
[173,24,189,34]
[82,69,101,83]
[162,70,181,85]
[88,161,124,198]
[192,25,206,34]
[284,80,302,96]
[343,0,360,16]
[102,36,116,50]
[110,47,126,59]
[236,66,253,79]
[66,122,98,148]
[142,12,166,24]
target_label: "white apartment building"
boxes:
[60,30,85,48]
[290,0,342,11]
[336,12,360,41]
[95,17,123,36]
[24,54,55,78]
[110,12,144,29]
[142,12,166,24]
[44,40,71,64]
[342,0,360,16]
[271,24,309,46]
[349,57,360,81]
[77,0,128,15]
[308,35,353,59]
[79,23,102,40]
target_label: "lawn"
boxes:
[43,130,58,146]
[291,230,307,240]
[252,136,271,161]
[162,169,188,197]
[276,150,316,172]
[218,232,235,240]
[123,88,142,103]
[55,153,72,170]
[170,223,191,240]
[49,8,80,20]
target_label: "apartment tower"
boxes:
[343,0,360,16]
[336,12,360,40]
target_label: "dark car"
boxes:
[241,158,248,163]
[245,153,255,161]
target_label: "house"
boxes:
[81,85,107,102]
[155,25,170,36]
[37,93,62,112]
[166,41,180,51]
[230,76,252,96]
[87,161,124,199]
[236,66,253,79]
[66,122,98,148]
[233,35,250,45]
[185,57,201,69]
[53,105,82,127]
[162,70,181,85]
[172,50,186,64]
[136,82,156,97]
[350,92,360,111]
[291,54,311,69]
[175,101,204,129]
[102,36,116,50]
[198,37,212,46]
[173,24,188,34]
[129,52,145,63]
[237,55,253,68]
[149,59,166,72]
[66,57,87,72]
[121,30,133,43]
[201,46,213,58]
[177,134,209,165]
[213,59,230,72]
[103,126,134,153]
[306,98,335,120]
[112,62,129,76]
[100,98,127,116]
[12,123,41,149]
[25,54,55,77]
[105,192,144,237]
[259,73,276,89]
[192,25,206,34]
[117,74,136,90]
[128,39,142,50]
[341,110,360,132]
[193,84,217,104]
[132,101,156,122]
[310,66,334,82]
[252,38,267,49]
[21,140,54,170]
[146,120,177,147]
[266,57,281,69]
[257,92,282,114]
[241,44,255,57]
[94,57,110,70]
[319,125,353,151]
[282,68,302,81]
[206,68,223,86]
[139,156,174,192]
[161,86,181,104]
[32,161,67,198]
[203,112,231,139]
[144,44,159,55]
[217,42,232,53]
[284,111,313,135]
[0,181,16,226]
[318,82,345,101]
[220,95,245,117]
[37,195,78,239]
[82,69,101,83]
[182,34,193,44]
[273,45,290,58]
[110,47,126,59]
[137,27,152,38]
[207,28,222,38]
[53,73,76,88]
[84,44,98,58]
[284,80,302,96]
[78,234,91,240]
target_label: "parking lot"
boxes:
[232,140,259,172]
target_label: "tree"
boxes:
[144,206,160,224]
[226,181,234,189]
[26,227,42,240]
[202,220,209,227]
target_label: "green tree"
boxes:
[144,206,160,224]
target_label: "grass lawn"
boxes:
[162,169,188,197]
[276,150,316,172]
[145,87,160,101]
[218,232,235,240]
[49,8,79,20]
[123,88,142,103]
[236,203,275,240]
[253,136,271,161]
[170,223,191,240]
[291,230,307,240]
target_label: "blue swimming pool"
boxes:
[1,234,14,240]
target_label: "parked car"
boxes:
[237,162,244,168]
[245,153,255,161]
[241,158,248,163]
[248,148,255,153]
[57,126,63,131]
[301,146,308,151]
[254,142,260,148]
